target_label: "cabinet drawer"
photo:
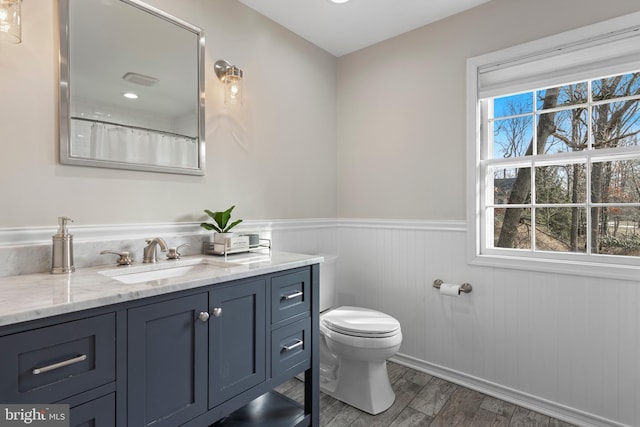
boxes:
[271,317,311,378]
[70,393,115,427]
[271,269,310,325]
[0,313,116,403]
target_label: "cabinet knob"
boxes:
[198,312,210,322]
[212,307,222,317]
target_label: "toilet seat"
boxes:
[321,306,400,338]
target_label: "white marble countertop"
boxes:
[0,251,323,327]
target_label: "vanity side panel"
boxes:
[304,263,320,426]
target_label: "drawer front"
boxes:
[271,269,311,325]
[271,317,311,378]
[0,313,116,403]
[70,393,115,427]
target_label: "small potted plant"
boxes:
[200,205,243,244]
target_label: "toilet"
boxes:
[317,254,402,415]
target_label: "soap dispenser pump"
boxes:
[51,216,75,274]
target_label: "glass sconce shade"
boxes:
[0,0,21,44]
[223,66,243,105]
[215,60,243,106]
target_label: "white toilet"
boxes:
[318,254,402,415]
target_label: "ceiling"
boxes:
[238,0,492,57]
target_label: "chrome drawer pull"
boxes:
[282,291,303,301]
[282,340,303,352]
[32,354,87,375]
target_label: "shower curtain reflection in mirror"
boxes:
[70,119,198,169]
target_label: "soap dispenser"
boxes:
[51,216,75,274]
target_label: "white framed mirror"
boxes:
[59,0,205,175]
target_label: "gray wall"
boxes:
[337,0,640,219]
[0,0,337,227]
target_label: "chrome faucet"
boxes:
[143,238,168,263]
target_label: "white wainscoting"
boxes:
[1,218,638,426]
[337,219,639,427]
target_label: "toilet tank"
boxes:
[318,253,338,312]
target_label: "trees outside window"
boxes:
[484,71,640,258]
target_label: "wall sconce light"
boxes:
[0,0,21,44]
[214,59,243,105]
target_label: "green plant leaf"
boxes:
[200,206,239,234]
[200,222,221,233]
[216,211,229,229]
[223,219,243,233]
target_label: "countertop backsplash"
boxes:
[0,219,337,278]
[0,233,207,278]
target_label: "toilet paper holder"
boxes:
[433,279,472,294]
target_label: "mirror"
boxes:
[59,0,205,175]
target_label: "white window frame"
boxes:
[466,11,640,281]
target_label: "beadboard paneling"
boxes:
[337,220,639,427]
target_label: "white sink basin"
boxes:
[99,258,237,284]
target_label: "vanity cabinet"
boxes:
[0,263,319,427]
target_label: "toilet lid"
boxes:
[321,306,401,338]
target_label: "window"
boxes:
[467,12,640,277]
[485,73,640,258]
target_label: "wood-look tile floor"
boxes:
[276,362,576,427]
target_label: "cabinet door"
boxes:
[128,293,208,427]
[209,279,266,408]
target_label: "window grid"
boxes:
[481,73,640,259]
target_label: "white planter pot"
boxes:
[213,232,234,244]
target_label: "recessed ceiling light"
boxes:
[123,92,138,99]
[329,0,349,4]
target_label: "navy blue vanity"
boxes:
[0,253,321,427]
